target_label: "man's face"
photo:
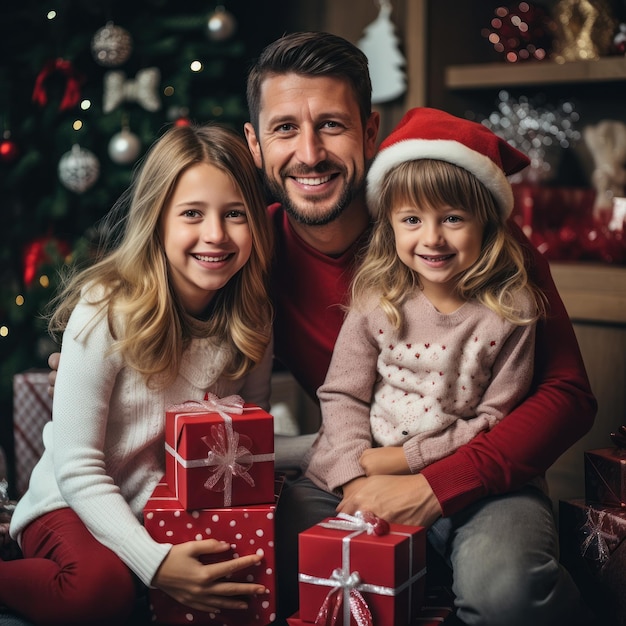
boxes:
[244,74,378,226]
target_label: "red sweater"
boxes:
[269,203,597,516]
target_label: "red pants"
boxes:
[0,508,137,625]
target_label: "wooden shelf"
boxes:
[446,56,626,90]
[549,262,626,325]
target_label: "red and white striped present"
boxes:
[12,370,52,496]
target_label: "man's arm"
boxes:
[47,352,61,397]
[420,221,597,516]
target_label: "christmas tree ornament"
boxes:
[482,2,555,63]
[103,67,161,113]
[357,0,406,104]
[207,5,237,41]
[91,21,133,67]
[32,58,84,111]
[0,130,18,164]
[58,144,100,193]
[108,126,142,165]
[552,0,618,62]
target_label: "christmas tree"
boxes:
[0,0,295,471]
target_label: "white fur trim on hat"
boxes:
[366,137,514,219]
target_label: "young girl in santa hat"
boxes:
[306,106,547,493]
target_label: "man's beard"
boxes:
[261,162,364,227]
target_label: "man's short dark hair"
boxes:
[246,31,372,132]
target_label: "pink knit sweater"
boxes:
[306,290,535,493]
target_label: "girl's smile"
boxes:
[161,162,253,316]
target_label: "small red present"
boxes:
[298,512,426,626]
[585,447,626,509]
[165,394,275,509]
[143,477,282,625]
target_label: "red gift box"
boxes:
[12,370,53,496]
[585,447,626,508]
[165,394,275,509]
[143,477,282,625]
[559,499,626,624]
[298,513,426,626]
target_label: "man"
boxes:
[242,32,596,625]
[46,31,595,626]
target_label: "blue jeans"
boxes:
[274,477,591,626]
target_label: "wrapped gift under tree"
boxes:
[144,477,283,625]
[164,394,275,510]
[297,512,426,626]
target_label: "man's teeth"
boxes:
[294,175,332,186]
[194,254,229,262]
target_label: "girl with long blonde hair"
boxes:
[3,124,274,625]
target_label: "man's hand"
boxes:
[337,473,442,528]
[47,352,60,398]
[359,446,410,476]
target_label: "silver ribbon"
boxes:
[103,67,161,113]
[580,507,621,565]
[320,511,380,535]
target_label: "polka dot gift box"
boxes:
[143,477,283,625]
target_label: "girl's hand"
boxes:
[359,446,410,476]
[152,539,267,613]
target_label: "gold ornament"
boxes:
[552,0,618,62]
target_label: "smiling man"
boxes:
[243,32,597,626]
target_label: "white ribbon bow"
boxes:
[103,67,161,113]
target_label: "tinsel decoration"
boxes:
[91,21,133,67]
[58,144,100,193]
[479,90,581,182]
[32,59,84,111]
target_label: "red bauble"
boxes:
[174,117,191,127]
[0,137,19,163]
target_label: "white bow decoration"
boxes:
[103,67,161,114]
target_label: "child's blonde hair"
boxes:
[49,124,273,386]
[353,159,546,329]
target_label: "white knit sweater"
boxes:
[10,291,272,587]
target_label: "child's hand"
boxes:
[152,539,267,613]
[359,446,410,476]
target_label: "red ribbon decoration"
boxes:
[32,59,84,111]
[314,570,374,626]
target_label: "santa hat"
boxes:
[366,107,530,219]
